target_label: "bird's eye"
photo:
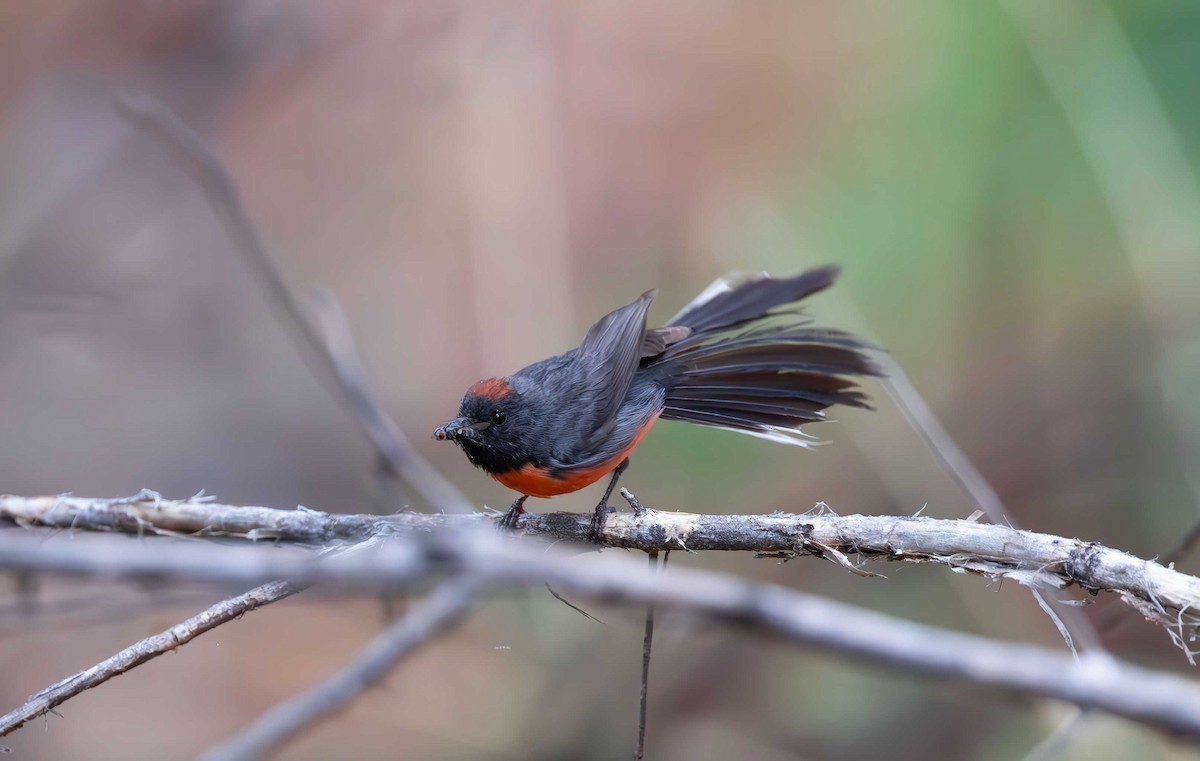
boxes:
[491,411,507,425]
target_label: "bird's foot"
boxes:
[499,496,527,530]
[587,500,616,543]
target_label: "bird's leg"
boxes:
[499,495,528,530]
[589,458,630,542]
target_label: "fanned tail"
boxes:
[647,267,880,446]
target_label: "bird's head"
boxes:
[434,377,537,474]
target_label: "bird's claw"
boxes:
[499,496,527,531]
[587,501,616,542]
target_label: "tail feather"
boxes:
[667,266,840,333]
[660,405,823,447]
[648,267,879,446]
[671,397,827,423]
[672,369,863,395]
[677,344,876,378]
[667,384,846,411]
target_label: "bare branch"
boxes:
[0,490,419,543]
[3,492,1198,632]
[115,94,471,514]
[0,580,303,736]
[881,356,1104,655]
[115,95,331,397]
[201,578,476,761]
[2,527,1200,740]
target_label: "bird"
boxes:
[433,266,880,537]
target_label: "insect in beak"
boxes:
[433,417,488,442]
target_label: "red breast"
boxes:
[491,412,659,497]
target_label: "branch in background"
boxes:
[762,207,1107,752]
[1022,708,1092,761]
[0,580,303,736]
[880,357,1009,525]
[880,355,1103,656]
[636,550,667,760]
[201,578,477,761]
[115,93,471,514]
[1004,0,1200,571]
[305,288,472,512]
[997,5,1200,755]
[2,527,1200,741]
[3,492,1198,637]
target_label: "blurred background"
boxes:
[2,2,1199,759]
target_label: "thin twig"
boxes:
[544,583,604,624]
[114,93,470,514]
[115,95,335,402]
[0,580,303,737]
[1021,708,1092,761]
[201,578,476,761]
[1164,519,1200,569]
[636,550,668,760]
[880,359,1009,526]
[307,288,472,512]
[636,556,658,756]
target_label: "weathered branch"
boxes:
[3,526,1200,740]
[2,492,1198,635]
[0,580,303,736]
[880,355,1105,657]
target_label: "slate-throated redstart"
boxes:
[433,266,879,535]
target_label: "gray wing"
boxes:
[576,288,657,447]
